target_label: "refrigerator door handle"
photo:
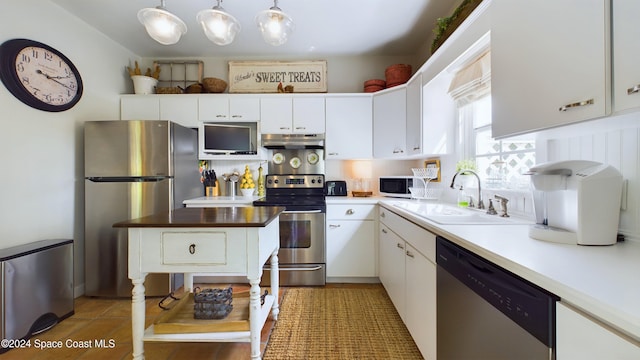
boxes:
[86,176,172,182]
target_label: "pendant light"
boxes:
[137,0,187,45]
[255,0,295,46]
[197,0,241,46]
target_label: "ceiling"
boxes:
[50,0,461,58]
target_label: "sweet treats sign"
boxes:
[228,60,327,93]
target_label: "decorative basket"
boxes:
[385,64,412,88]
[363,79,386,93]
[185,83,203,93]
[202,77,228,93]
[193,287,233,320]
[156,86,183,94]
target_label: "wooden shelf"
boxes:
[144,293,275,342]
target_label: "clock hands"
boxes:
[36,69,75,91]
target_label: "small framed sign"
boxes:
[424,159,441,182]
[228,60,327,93]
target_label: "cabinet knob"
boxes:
[381,228,388,234]
[328,152,339,156]
[329,224,341,229]
[413,146,421,150]
[380,212,386,218]
[279,127,291,130]
[295,126,306,130]
[396,243,405,250]
[406,250,414,258]
[189,244,196,254]
[392,148,404,154]
[558,99,594,112]
[215,114,227,118]
[346,209,355,215]
[231,115,242,118]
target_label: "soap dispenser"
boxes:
[457,186,470,207]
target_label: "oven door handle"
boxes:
[263,265,324,271]
[282,210,323,214]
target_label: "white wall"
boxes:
[0,0,138,295]
[536,111,640,242]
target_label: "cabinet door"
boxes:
[406,74,422,156]
[159,95,199,128]
[492,0,610,138]
[199,96,230,121]
[405,243,436,360]
[373,87,407,158]
[556,302,640,359]
[325,96,372,159]
[260,97,293,133]
[613,0,640,112]
[378,223,406,321]
[326,220,375,277]
[229,97,260,121]
[293,97,325,134]
[422,71,454,155]
[121,96,160,120]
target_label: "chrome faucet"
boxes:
[450,169,484,209]
[494,194,510,217]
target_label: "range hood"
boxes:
[261,133,325,149]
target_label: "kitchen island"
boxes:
[114,206,284,360]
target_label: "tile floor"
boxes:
[1,284,276,360]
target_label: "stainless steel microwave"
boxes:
[379,176,414,198]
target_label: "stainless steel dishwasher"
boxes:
[436,236,559,360]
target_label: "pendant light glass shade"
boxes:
[137,1,187,45]
[256,0,294,46]
[197,1,240,46]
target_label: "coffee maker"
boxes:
[527,160,623,245]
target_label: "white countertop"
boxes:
[182,194,640,340]
[378,199,640,342]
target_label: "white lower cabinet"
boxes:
[556,302,640,359]
[378,206,436,360]
[326,204,376,279]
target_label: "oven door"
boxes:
[263,209,326,286]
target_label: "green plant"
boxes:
[455,159,477,174]
[431,0,483,53]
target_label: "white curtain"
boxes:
[448,50,491,105]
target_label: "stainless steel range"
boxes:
[255,133,327,286]
[253,174,326,286]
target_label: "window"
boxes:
[450,50,535,189]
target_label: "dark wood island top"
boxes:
[113,206,285,228]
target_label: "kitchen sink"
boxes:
[391,201,532,225]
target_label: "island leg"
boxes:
[131,275,146,360]
[269,249,279,321]
[248,279,261,360]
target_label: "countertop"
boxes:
[113,206,285,228]
[378,199,640,342]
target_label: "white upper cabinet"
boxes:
[260,97,292,133]
[422,71,455,155]
[159,95,199,128]
[325,96,372,159]
[405,74,423,156]
[293,97,325,133]
[198,95,260,122]
[121,96,160,120]
[261,96,325,134]
[613,0,640,113]
[373,87,407,158]
[491,0,611,138]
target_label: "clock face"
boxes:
[16,46,80,106]
[0,39,83,112]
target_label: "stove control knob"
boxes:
[317,177,323,184]
[311,179,316,184]
[267,179,273,185]
[274,179,279,184]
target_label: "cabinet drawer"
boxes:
[327,204,375,220]
[379,206,435,263]
[162,231,230,265]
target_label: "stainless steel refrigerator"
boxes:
[84,120,201,297]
